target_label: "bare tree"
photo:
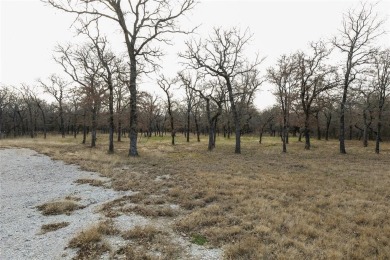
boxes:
[181,27,262,154]
[38,75,69,138]
[352,78,375,147]
[0,87,11,139]
[258,107,275,144]
[295,41,338,150]
[372,48,390,153]
[178,71,201,142]
[332,2,385,154]
[115,62,130,142]
[55,44,105,147]
[46,0,196,156]
[68,86,82,139]
[158,75,176,145]
[78,22,118,153]
[268,55,297,153]
[235,69,263,135]
[29,86,49,139]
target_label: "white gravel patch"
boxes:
[0,148,223,260]
[0,148,133,260]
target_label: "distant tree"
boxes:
[55,44,106,147]
[258,107,275,144]
[0,87,11,139]
[372,48,390,153]
[18,84,39,138]
[352,78,376,147]
[295,41,338,150]
[235,69,263,135]
[181,27,262,154]
[178,71,201,142]
[38,75,68,138]
[67,86,82,139]
[158,76,177,145]
[79,22,118,153]
[268,55,297,153]
[115,61,130,142]
[332,2,385,154]
[29,86,49,139]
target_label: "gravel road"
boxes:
[0,148,133,260]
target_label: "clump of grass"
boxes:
[119,225,179,259]
[74,178,105,187]
[191,233,207,245]
[37,200,83,215]
[96,219,120,236]
[68,222,112,260]
[115,245,152,260]
[122,225,163,242]
[129,205,177,217]
[40,222,69,234]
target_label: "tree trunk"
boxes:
[82,110,87,144]
[59,104,65,138]
[304,114,310,150]
[108,76,114,153]
[186,108,190,142]
[91,106,97,148]
[226,78,241,154]
[128,55,138,156]
[375,108,382,154]
[325,113,331,141]
[194,113,200,142]
[339,95,346,153]
[117,118,122,142]
[208,121,215,150]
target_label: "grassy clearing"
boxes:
[2,134,390,258]
[40,222,70,234]
[37,200,83,216]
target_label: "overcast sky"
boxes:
[1,0,389,109]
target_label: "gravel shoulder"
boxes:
[0,148,222,260]
[0,148,133,259]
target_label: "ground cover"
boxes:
[2,134,389,259]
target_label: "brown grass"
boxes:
[37,200,83,215]
[122,225,163,242]
[121,225,179,259]
[40,222,70,234]
[3,134,390,259]
[74,178,105,187]
[68,221,115,260]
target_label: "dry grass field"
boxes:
[1,133,390,259]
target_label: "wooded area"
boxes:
[0,1,389,155]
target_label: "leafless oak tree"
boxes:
[372,48,390,153]
[180,27,262,154]
[295,41,338,150]
[45,0,197,156]
[268,55,297,153]
[332,2,385,154]
[158,75,176,145]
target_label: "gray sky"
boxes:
[1,0,389,109]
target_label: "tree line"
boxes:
[0,1,389,155]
